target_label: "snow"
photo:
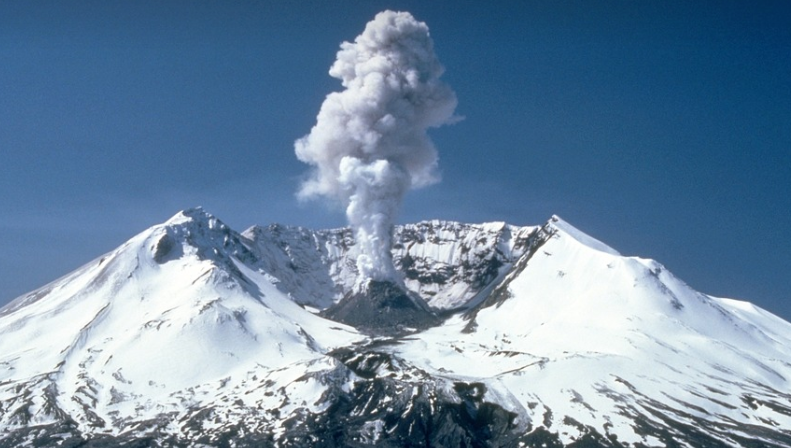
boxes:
[242,219,537,311]
[390,217,791,443]
[0,208,364,434]
[549,214,620,256]
[1,207,791,445]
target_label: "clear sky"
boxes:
[2,1,789,320]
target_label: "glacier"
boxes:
[1,208,790,447]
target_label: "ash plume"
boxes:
[295,10,458,288]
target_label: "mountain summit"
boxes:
[1,209,790,447]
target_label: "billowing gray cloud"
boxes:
[295,10,458,287]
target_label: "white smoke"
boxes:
[295,10,458,287]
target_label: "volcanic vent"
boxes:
[322,279,440,336]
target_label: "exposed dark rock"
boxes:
[463,223,555,332]
[152,234,175,264]
[322,280,441,336]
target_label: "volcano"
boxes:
[1,208,790,447]
[322,279,440,336]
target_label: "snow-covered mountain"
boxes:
[1,208,790,447]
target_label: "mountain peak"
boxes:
[548,214,620,255]
[149,207,257,268]
[164,206,220,227]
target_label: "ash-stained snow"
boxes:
[1,208,790,447]
[242,219,535,311]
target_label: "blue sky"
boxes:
[2,1,789,320]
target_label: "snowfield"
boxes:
[1,208,790,447]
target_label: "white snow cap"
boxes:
[550,215,620,256]
[295,10,458,286]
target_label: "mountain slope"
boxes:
[394,216,791,446]
[1,209,790,447]
[0,209,362,443]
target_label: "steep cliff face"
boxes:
[242,220,536,311]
